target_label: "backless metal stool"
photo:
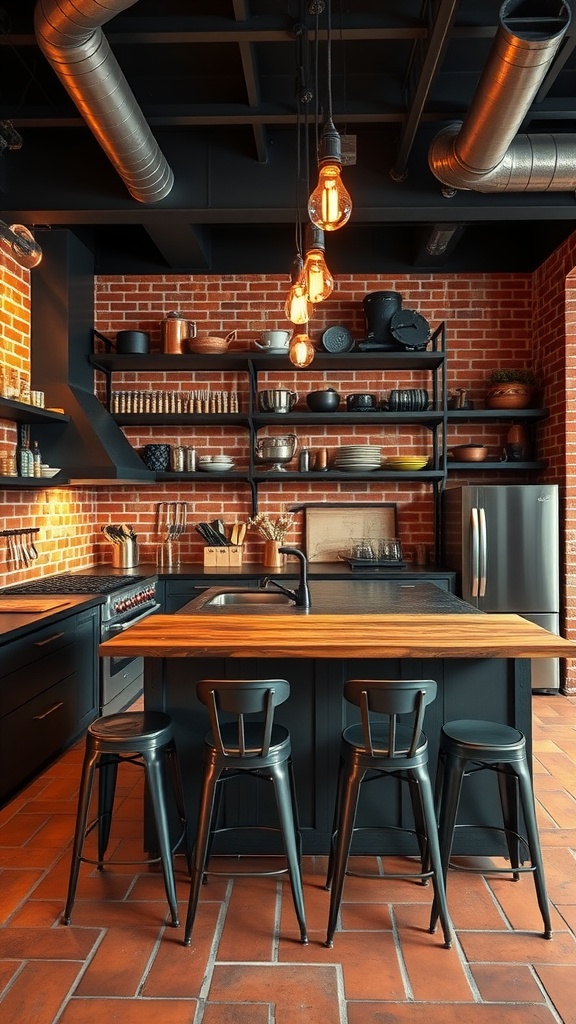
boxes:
[183,678,308,947]
[325,678,452,949]
[63,711,189,928]
[429,719,552,939]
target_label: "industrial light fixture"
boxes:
[301,222,333,302]
[307,0,352,232]
[0,220,42,269]
[284,254,313,324]
[289,329,316,368]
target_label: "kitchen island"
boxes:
[99,580,575,856]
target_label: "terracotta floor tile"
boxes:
[0,867,45,924]
[202,1005,270,1024]
[537,788,576,828]
[458,927,576,965]
[74,924,165,997]
[208,963,341,1024]
[393,904,474,1001]
[347,1003,559,1023]
[470,963,546,1002]
[0,960,20,996]
[535,964,576,1024]
[0,959,81,1024]
[143,903,221,996]
[0,925,100,961]
[58,999,197,1023]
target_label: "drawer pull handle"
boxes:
[34,701,64,720]
[34,632,65,647]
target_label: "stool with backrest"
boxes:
[183,678,308,947]
[325,678,452,949]
[63,711,189,928]
[429,719,551,939]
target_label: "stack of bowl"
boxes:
[198,455,235,472]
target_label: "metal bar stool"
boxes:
[183,678,308,947]
[429,719,552,939]
[63,711,189,928]
[325,678,452,950]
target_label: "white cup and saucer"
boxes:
[254,330,291,354]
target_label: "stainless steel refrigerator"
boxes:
[442,484,560,692]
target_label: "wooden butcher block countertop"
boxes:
[99,580,576,661]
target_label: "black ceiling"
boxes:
[2,0,576,275]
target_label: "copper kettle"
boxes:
[161,311,197,354]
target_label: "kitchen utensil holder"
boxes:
[112,539,139,568]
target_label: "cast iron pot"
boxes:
[93,328,150,355]
[346,393,376,411]
[306,388,340,412]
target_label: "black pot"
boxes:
[116,330,150,354]
[306,388,340,412]
[92,328,150,355]
[346,393,376,411]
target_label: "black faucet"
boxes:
[259,547,311,609]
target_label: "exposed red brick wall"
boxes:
[532,233,576,691]
[2,263,574,692]
[91,272,537,566]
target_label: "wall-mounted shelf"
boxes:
[0,397,69,425]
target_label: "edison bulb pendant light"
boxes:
[284,254,313,324]
[289,331,315,368]
[308,120,352,232]
[302,224,334,303]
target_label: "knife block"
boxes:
[203,545,243,567]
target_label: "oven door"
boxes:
[100,602,160,715]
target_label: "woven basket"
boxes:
[188,336,229,354]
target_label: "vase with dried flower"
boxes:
[248,510,295,568]
[485,369,538,410]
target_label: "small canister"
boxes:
[170,445,185,472]
[299,447,310,472]
[185,446,196,472]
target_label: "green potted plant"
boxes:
[485,368,538,409]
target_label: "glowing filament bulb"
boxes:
[289,331,315,368]
[308,163,352,232]
[302,246,333,303]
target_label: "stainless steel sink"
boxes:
[205,590,293,606]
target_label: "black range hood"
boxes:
[30,230,154,483]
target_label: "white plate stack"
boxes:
[333,445,382,471]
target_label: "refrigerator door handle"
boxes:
[478,506,487,598]
[471,507,480,597]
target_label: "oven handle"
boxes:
[107,602,161,633]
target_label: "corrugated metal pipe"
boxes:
[34,0,174,203]
[429,0,573,193]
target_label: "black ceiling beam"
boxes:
[392,0,460,180]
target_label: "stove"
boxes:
[3,573,149,596]
[3,572,159,716]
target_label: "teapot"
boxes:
[255,329,292,352]
[161,311,197,354]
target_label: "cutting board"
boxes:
[0,598,74,613]
[305,504,397,562]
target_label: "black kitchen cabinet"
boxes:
[0,606,98,803]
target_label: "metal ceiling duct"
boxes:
[429,0,573,193]
[34,0,174,203]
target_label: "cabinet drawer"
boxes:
[0,615,79,677]
[0,673,78,802]
[0,609,98,717]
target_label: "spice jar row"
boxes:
[110,389,240,415]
